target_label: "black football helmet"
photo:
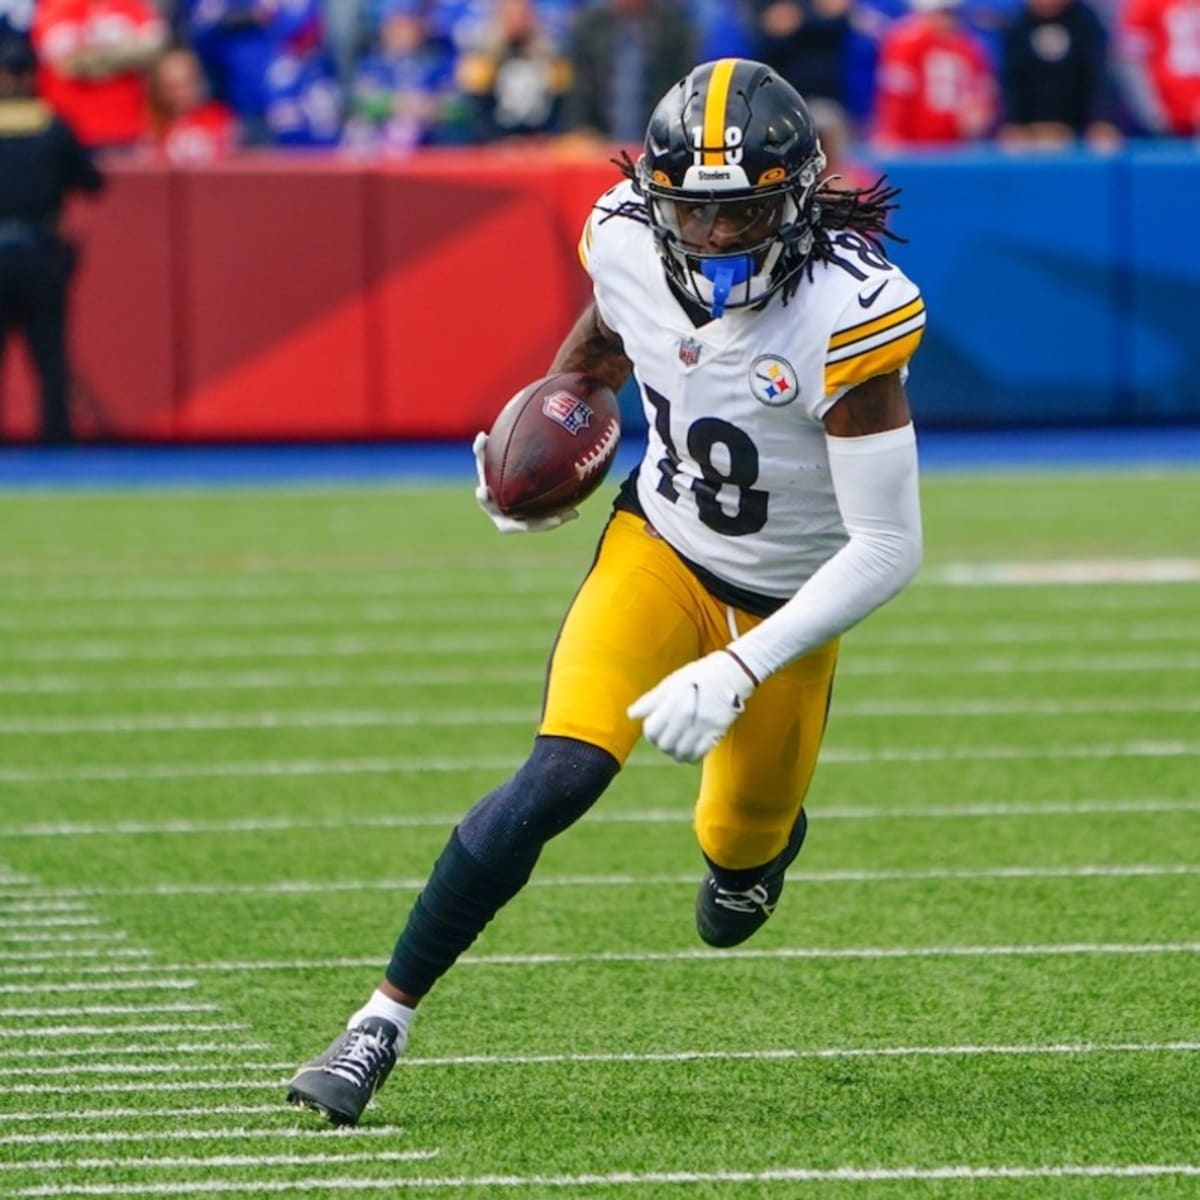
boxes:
[636,59,826,317]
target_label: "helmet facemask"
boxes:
[639,149,825,318]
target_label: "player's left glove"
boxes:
[472,433,579,534]
[627,650,759,763]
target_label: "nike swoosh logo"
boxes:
[858,282,888,308]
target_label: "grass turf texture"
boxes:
[0,470,1197,1198]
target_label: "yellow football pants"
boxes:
[539,511,839,869]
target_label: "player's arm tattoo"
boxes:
[550,302,634,393]
[823,371,912,437]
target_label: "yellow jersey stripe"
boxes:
[824,329,924,397]
[828,297,925,352]
[702,59,737,166]
[577,215,594,269]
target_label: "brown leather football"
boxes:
[482,373,621,517]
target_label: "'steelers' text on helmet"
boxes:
[636,58,826,318]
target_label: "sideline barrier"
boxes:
[1,145,1196,442]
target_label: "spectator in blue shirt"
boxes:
[343,4,461,150]
[187,0,326,143]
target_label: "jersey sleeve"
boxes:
[577,182,626,276]
[823,273,926,399]
[577,184,633,334]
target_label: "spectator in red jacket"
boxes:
[1116,0,1200,135]
[148,45,238,163]
[873,0,997,147]
[31,0,166,150]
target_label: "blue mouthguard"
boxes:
[700,255,753,318]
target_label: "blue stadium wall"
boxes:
[616,144,1200,435]
[869,143,1200,429]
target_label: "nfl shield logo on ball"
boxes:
[542,391,594,435]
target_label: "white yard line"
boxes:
[0,710,532,735]
[0,573,557,601]
[0,980,196,995]
[393,1040,1200,1069]
[4,1040,1196,1094]
[839,653,1200,676]
[3,1062,290,1077]
[3,1041,1198,1080]
[0,555,1196,598]
[2,739,1199,785]
[0,1104,288,1123]
[0,796,1195,845]
[0,667,541,695]
[0,1042,270,1060]
[7,627,1200,666]
[0,1149,438,1172]
[1,931,130,943]
[0,863,1192,909]
[25,1040,1189,1077]
[8,623,1195,656]
[926,559,1200,585]
[3,652,1199,697]
[0,1004,219,1018]
[0,1023,248,1039]
[0,948,152,961]
[0,603,561,632]
[2,694,1199,736]
[2,634,550,663]
[0,915,105,928]
[1,586,1191,630]
[0,1125,409,1145]
[5,942,1198,984]
[0,599,1190,634]
[0,582,1192,618]
[5,1163,1200,1195]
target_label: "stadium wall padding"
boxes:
[1,146,1197,442]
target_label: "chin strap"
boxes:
[701,255,753,318]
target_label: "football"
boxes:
[482,373,621,517]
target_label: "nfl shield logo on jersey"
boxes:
[542,391,594,435]
[749,355,798,407]
[678,337,703,367]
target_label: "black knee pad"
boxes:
[457,735,620,872]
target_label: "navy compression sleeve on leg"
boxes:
[385,736,618,997]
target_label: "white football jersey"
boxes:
[579,179,926,602]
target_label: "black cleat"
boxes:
[695,808,808,948]
[286,1016,400,1127]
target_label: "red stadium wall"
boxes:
[0,150,615,443]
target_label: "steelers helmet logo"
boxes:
[749,355,798,407]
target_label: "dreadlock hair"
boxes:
[601,152,906,304]
[811,177,904,257]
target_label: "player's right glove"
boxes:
[627,650,759,763]
[472,432,579,534]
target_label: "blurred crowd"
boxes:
[0,0,1198,163]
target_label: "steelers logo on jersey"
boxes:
[749,356,798,407]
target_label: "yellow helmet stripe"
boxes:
[702,59,738,166]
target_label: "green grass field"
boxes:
[1,468,1198,1198]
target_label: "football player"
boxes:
[288,57,925,1127]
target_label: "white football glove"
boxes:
[627,650,759,763]
[472,432,579,534]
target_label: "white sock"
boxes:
[347,989,415,1051]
